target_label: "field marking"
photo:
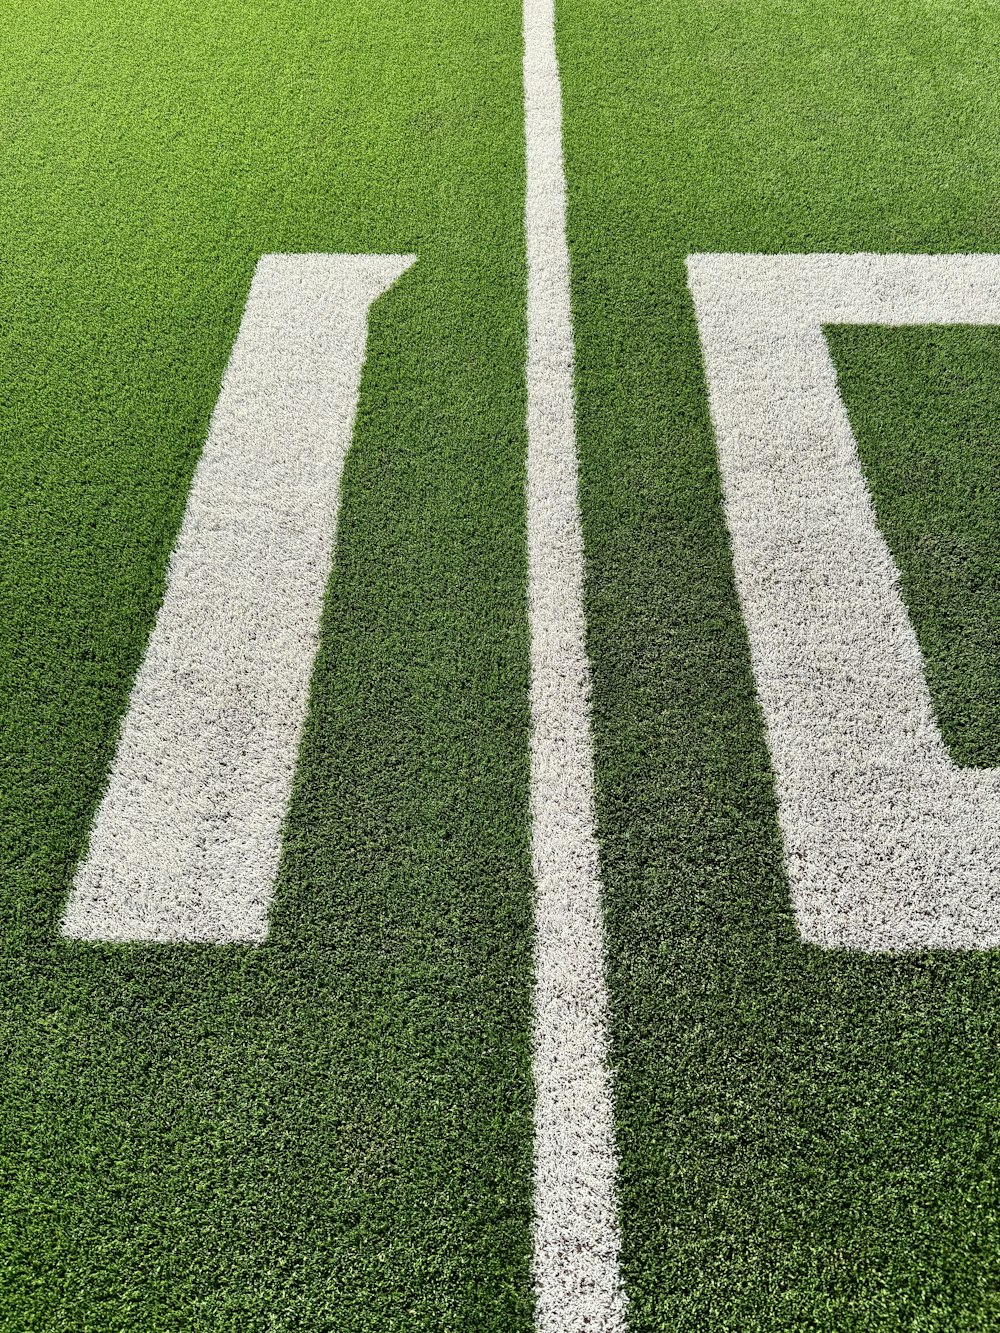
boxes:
[62,253,415,944]
[524,0,626,1327]
[688,252,1000,952]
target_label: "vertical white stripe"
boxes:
[524,1,626,1327]
[63,253,415,944]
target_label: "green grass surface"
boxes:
[833,326,1000,770]
[560,0,1000,1327]
[3,0,1000,1327]
[0,1,535,1328]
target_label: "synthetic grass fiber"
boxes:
[2,0,1000,1328]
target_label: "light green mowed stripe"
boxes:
[0,1,535,1328]
[559,0,1000,1327]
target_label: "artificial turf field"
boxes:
[2,0,1000,1328]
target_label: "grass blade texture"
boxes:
[559,0,1000,1328]
[0,1,535,1328]
[3,0,1000,1328]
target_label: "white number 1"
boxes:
[62,253,415,944]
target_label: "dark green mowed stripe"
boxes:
[0,1,534,1328]
[559,0,1000,1328]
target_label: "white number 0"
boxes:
[688,253,1000,952]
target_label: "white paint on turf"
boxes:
[62,252,415,944]
[524,0,626,1326]
[687,251,1000,952]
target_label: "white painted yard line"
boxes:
[62,253,415,944]
[688,251,1000,952]
[524,0,626,1327]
